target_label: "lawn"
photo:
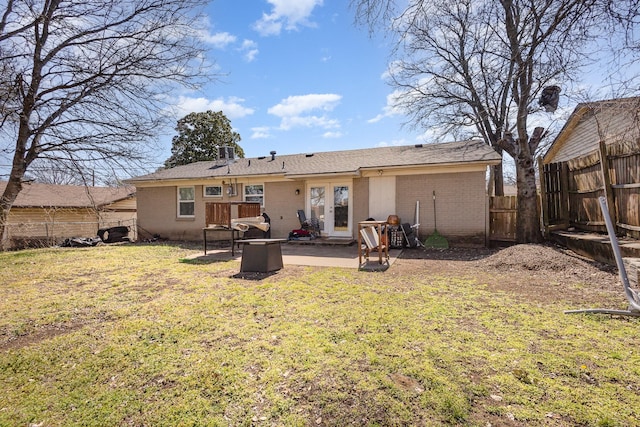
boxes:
[1,243,638,426]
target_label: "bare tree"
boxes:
[352,0,639,243]
[25,163,86,186]
[0,0,210,248]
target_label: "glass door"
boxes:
[309,186,326,234]
[308,182,351,237]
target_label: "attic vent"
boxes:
[218,146,236,163]
[305,153,314,157]
[414,144,423,148]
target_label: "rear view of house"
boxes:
[128,140,501,245]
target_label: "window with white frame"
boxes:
[177,186,195,217]
[244,184,264,206]
[203,185,222,198]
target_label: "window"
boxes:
[203,185,222,198]
[244,184,264,206]
[177,186,195,217]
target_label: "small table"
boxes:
[236,239,287,273]
[203,226,242,256]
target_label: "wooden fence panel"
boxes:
[238,203,261,218]
[542,162,564,225]
[541,140,640,238]
[609,144,640,238]
[489,196,517,243]
[205,202,231,227]
[206,202,262,228]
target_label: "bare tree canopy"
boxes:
[352,0,639,243]
[0,0,210,248]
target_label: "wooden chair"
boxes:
[359,226,388,263]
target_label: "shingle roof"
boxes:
[0,182,135,208]
[128,139,501,183]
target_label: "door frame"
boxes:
[306,180,353,237]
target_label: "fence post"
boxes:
[598,140,616,232]
[538,156,550,236]
[560,162,570,228]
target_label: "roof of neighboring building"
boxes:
[543,97,640,163]
[0,182,136,208]
[128,139,502,183]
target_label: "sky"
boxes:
[157,0,421,166]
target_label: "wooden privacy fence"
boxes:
[540,140,640,239]
[489,196,517,243]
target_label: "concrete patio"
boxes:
[189,241,403,271]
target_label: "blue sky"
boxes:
[159,0,420,163]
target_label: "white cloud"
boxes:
[251,127,272,139]
[280,115,340,131]
[268,94,341,117]
[368,90,405,123]
[376,138,409,147]
[253,0,323,36]
[323,131,343,138]
[172,96,255,120]
[240,39,259,62]
[268,94,342,131]
[202,31,237,49]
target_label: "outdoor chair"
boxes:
[360,226,388,262]
[297,209,320,236]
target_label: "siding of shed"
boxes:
[548,106,640,163]
[6,207,99,243]
[99,197,137,228]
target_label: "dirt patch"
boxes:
[1,322,85,352]
[396,243,622,306]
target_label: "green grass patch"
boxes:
[1,244,639,426]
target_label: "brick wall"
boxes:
[264,181,305,238]
[396,172,487,242]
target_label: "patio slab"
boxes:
[189,242,402,270]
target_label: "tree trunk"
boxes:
[515,151,542,243]
[493,162,505,197]
[0,178,23,250]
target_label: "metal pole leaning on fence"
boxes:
[565,196,640,316]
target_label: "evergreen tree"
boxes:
[164,111,244,168]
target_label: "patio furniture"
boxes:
[236,238,287,273]
[358,220,389,267]
[203,202,267,256]
[297,209,320,237]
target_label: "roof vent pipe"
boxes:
[270,150,276,160]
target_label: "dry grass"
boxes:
[1,243,639,426]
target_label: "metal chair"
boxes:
[297,209,320,237]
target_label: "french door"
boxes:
[307,182,352,237]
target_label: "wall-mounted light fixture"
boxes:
[378,169,383,175]
[295,189,300,195]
